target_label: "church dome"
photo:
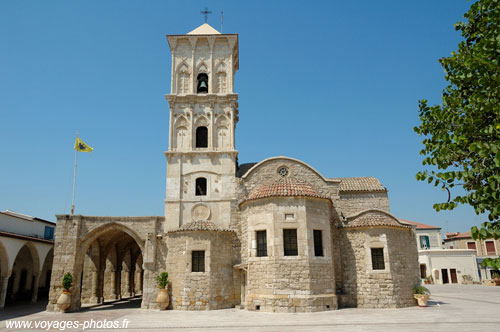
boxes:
[243,178,330,204]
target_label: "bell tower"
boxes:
[164,23,239,230]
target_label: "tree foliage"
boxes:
[414,0,500,270]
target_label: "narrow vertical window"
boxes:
[283,229,298,256]
[196,126,208,148]
[256,230,267,257]
[195,177,207,196]
[371,248,385,270]
[192,251,205,272]
[313,230,323,256]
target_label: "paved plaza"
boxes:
[1,285,499,331]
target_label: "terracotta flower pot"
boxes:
[156,289,170,310]
[57,290,72,312]
[494,277,500,286]
[413,294,430,307]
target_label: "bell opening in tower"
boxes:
[196,127,208,148]
[197,73,208,93]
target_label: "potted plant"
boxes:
[56,272,73,312]
[156,272,170,310]
[423,275,433,285]
[493,272,500,286]
[413,285,431,307]
[462,274,473,285]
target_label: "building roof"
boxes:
[187,23,221,35]
[167,220,234,234]
[329,177,387,192]
[244,178,330,204]
[444,231,472,240]
[0,210,55,225]
[342,209,412,229]
[236,162,257,178]
[399,219,441,230]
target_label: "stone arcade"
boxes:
[47,23,420,313]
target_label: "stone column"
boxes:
[89,270,99,304]
[31,274,40,303]
[109,270,118,300]
[121,268,131,298]
[0,275,10,308]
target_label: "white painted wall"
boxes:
[418,249,479,284]
[0,213,55,239]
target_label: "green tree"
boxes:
[414,0,500,270]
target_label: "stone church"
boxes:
[47,23,419,313]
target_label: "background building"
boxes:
[0,210,55,308]
[444,232,500,281]
[401,219,479,284]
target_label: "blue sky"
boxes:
[0,0,482,233]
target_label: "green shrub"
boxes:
[413,285,430,295]
[62,272,73,291]
[156,272,169,289]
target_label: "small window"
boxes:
[195,177,207,196]
[313,230,323,257]
[284,213,294,221]
[196,126,208,148]
[283,229,298,256]
[44,226,55,240]
[197,73,208,93]
[192,251,205,272]
[486,241,496,255]
[419,235,430,249]
[467,242,476,250]
[371,248,385,270]
[256,230,267,257]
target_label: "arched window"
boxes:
[196,126,208,148]
[197,73,208,93]
[195,177,207,196]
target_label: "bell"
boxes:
[199,81,207,89]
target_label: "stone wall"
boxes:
[338,227,419,308]
[240,198,337,312]
[338,193,390,216]
[165,230,236,310]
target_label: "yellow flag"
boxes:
[74,137,94,153]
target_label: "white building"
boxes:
[0,210,55,308]
[401,219,479,284]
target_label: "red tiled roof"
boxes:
[445,231,472,239]
[167,221,235,234]
[328,177,387,192]
[245,178,330,203]
[343,210,412,229]
[399,219,441,230]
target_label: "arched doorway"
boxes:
[75,225,144,311]
[6,243,40,305]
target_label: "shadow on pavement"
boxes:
[0,300,48,321]
[81,296,142,312]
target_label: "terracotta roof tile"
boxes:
[328,177,386,192]
[445,231,472,239]
[399,219,441,230]
[167,221,234,234]
[342,210,411,229]
[244,178,330,203]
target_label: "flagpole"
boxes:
[71,136,78,215]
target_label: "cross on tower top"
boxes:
[200,7,212,23]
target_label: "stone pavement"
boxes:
[1,285,499,331]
